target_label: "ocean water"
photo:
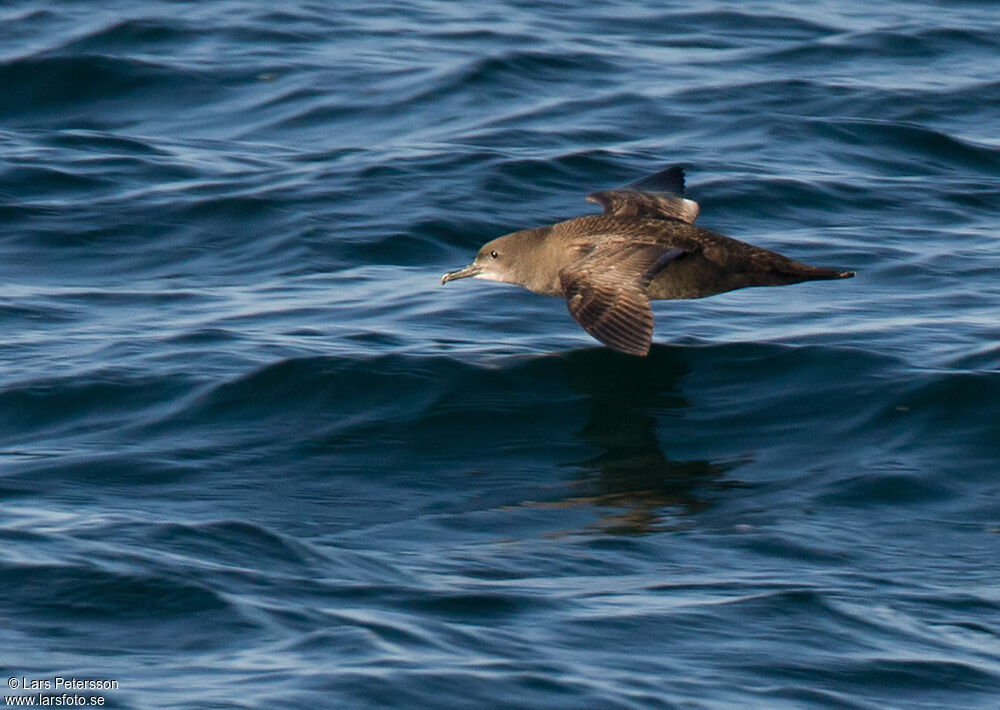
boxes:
[2,1,1000,708]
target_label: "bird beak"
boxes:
[441,263,482,285]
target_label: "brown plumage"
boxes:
[442,166,854,356]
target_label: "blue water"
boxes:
[2,1,1000,708]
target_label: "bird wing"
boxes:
[559,241,686,356]
[586,166,700,224]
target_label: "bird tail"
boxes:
[766,262,855,286]
[808,267,855,280]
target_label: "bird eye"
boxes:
[490,250,498,259]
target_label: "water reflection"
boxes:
[555,346,737,533]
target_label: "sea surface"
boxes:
[2,1,1000,708]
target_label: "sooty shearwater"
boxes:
[441,166,854,356]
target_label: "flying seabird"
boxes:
[441,166,854,356]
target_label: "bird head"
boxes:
[441,232,531,287]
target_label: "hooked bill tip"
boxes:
[441,263,481,285]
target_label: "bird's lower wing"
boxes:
[559,242,686,356]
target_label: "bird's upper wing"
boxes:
[586,166,700,224]
[559,241,687,356]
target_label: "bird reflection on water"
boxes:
[536,346,743,534]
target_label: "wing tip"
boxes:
[624,342,652,357]
[598,334,651,357]
[627,164,688,195]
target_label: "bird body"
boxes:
[442,166,854,356]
